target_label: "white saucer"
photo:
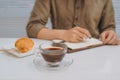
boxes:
[33,56,73,71]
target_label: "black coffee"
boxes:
[41,47,65,62]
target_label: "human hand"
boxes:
[62,27,91,43]
[100,30,120,45]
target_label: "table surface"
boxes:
[0,38,120,80]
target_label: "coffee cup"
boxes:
[39,42,67,66]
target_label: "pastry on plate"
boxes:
[15,37,34,53]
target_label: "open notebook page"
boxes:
[64,38,103,49]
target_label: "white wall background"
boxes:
[113,0,120,38]
[0,0,120,38]
[0,0,35,37]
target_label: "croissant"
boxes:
[15,38,34,53]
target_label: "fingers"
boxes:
[68,34,83,43]
[108,35,116,44]
[64,29,83,43]
[74,27,91,38]
[104,32,113,44]
[101,30,119,45]
[115,39,120,45]
[101,31,106,43]
[119,40,120,45]
[72,29,87,39]
[69,27,91,43]
[72,31,83,42]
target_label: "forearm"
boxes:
[37,28,66,40]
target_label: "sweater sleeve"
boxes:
[26,0,51,38]
[99,0,116,33]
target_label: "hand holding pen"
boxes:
[62,26,91,43]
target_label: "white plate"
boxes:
[2,44,35,58]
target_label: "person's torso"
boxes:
[50,0,106,38]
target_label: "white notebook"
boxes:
[64,38,103,50]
